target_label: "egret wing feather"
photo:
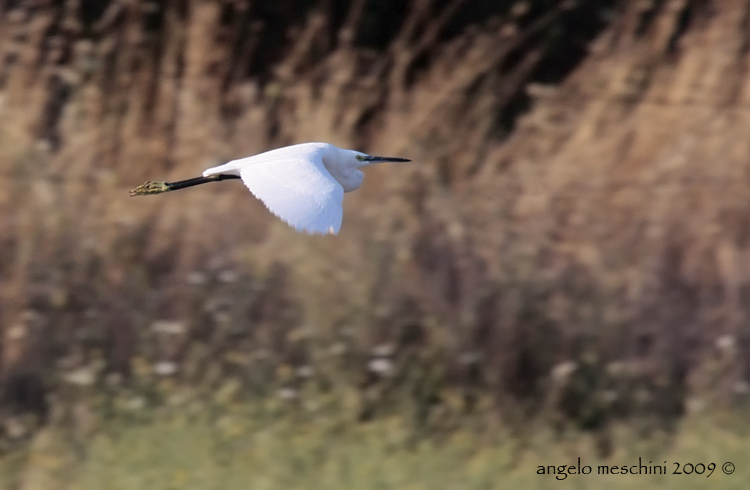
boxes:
[225,148,344,235]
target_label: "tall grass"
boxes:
[0,0,748,462]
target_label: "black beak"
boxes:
[363,155,411,163]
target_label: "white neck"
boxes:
[322,146,366,193]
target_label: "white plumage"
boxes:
[130,142,411,235]
[203,143,346,234]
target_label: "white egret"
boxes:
[130,142,411,235]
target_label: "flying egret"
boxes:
[129,142,411,235]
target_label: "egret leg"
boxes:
[129,181,170,195]
[129,174,241,196]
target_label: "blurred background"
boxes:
[0,0,749,488]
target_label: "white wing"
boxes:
[210,147,344,235]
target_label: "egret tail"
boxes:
[129,174,241,196]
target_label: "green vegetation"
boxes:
[2,402,749,490]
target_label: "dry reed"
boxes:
[0,0,746,453]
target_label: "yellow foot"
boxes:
[130,181,169,196]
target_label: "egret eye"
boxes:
[356,155,365,161]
